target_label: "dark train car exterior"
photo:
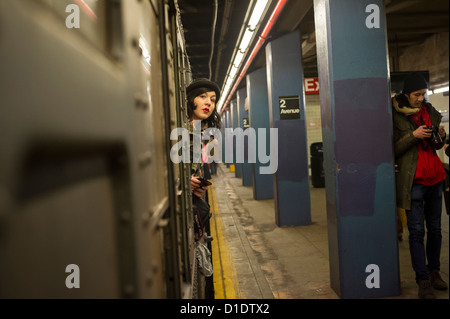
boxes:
[0,0,199,299]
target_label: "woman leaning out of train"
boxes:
[186,78,222,198]
[185,79,222,287]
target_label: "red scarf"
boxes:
[410,106,446,185]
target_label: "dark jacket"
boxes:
[392,95,443,210]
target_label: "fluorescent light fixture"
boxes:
[229,66,239,79]
[225,78,234,90]
[433,86,449,94]
[233,51,245,67]
[217,0,278,112]
[427,90,434,96]
[217,78,232,111]
[239,29,254,52]
[218,94,227,111]
[248,0,269,30]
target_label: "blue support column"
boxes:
[237,87,253,187]
[231,99,242,178]
[266,30,311,226]
[225,109,232,167]
[314,0,400,298]
[221,112,227,165]
[246,67,274,200]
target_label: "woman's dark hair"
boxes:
[187,87,222,129]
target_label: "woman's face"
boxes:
[192,91,216,121]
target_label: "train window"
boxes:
[37,0,123,60]
[105,0,124,61]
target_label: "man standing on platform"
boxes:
[392,72,448,299]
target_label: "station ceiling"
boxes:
[178,0,449,95]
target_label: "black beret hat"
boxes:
[186,78,221,100]
[402,73,428,94]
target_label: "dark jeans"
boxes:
[406,181,443,282]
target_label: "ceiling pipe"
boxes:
[214,0,234,83]
[220,0,288,115]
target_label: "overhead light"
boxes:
[218,86,230,110]
[239,29,254,52]
[427,90,434,96]
[433,86,449,94]
[229,66,239,79]
[248,0,269,30]
[218,0,281,112]
[233,51,245,67]
[225,77,234,88]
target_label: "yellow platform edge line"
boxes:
[208,181,241,299]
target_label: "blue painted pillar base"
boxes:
[221,112,227,166]
[224,109,232,167]
[246,67,274,200]
[242,162,253,186]
[237,88,253,187]
[266,30,311,226]
[231,99,242,179]
[314,0,400,298]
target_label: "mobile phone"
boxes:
[197,177,212,187]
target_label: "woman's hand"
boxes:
[413,125,432,140]
[191,177,206,198]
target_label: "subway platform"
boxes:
[208,164,449,299]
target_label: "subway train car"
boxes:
[0,0,198,298]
